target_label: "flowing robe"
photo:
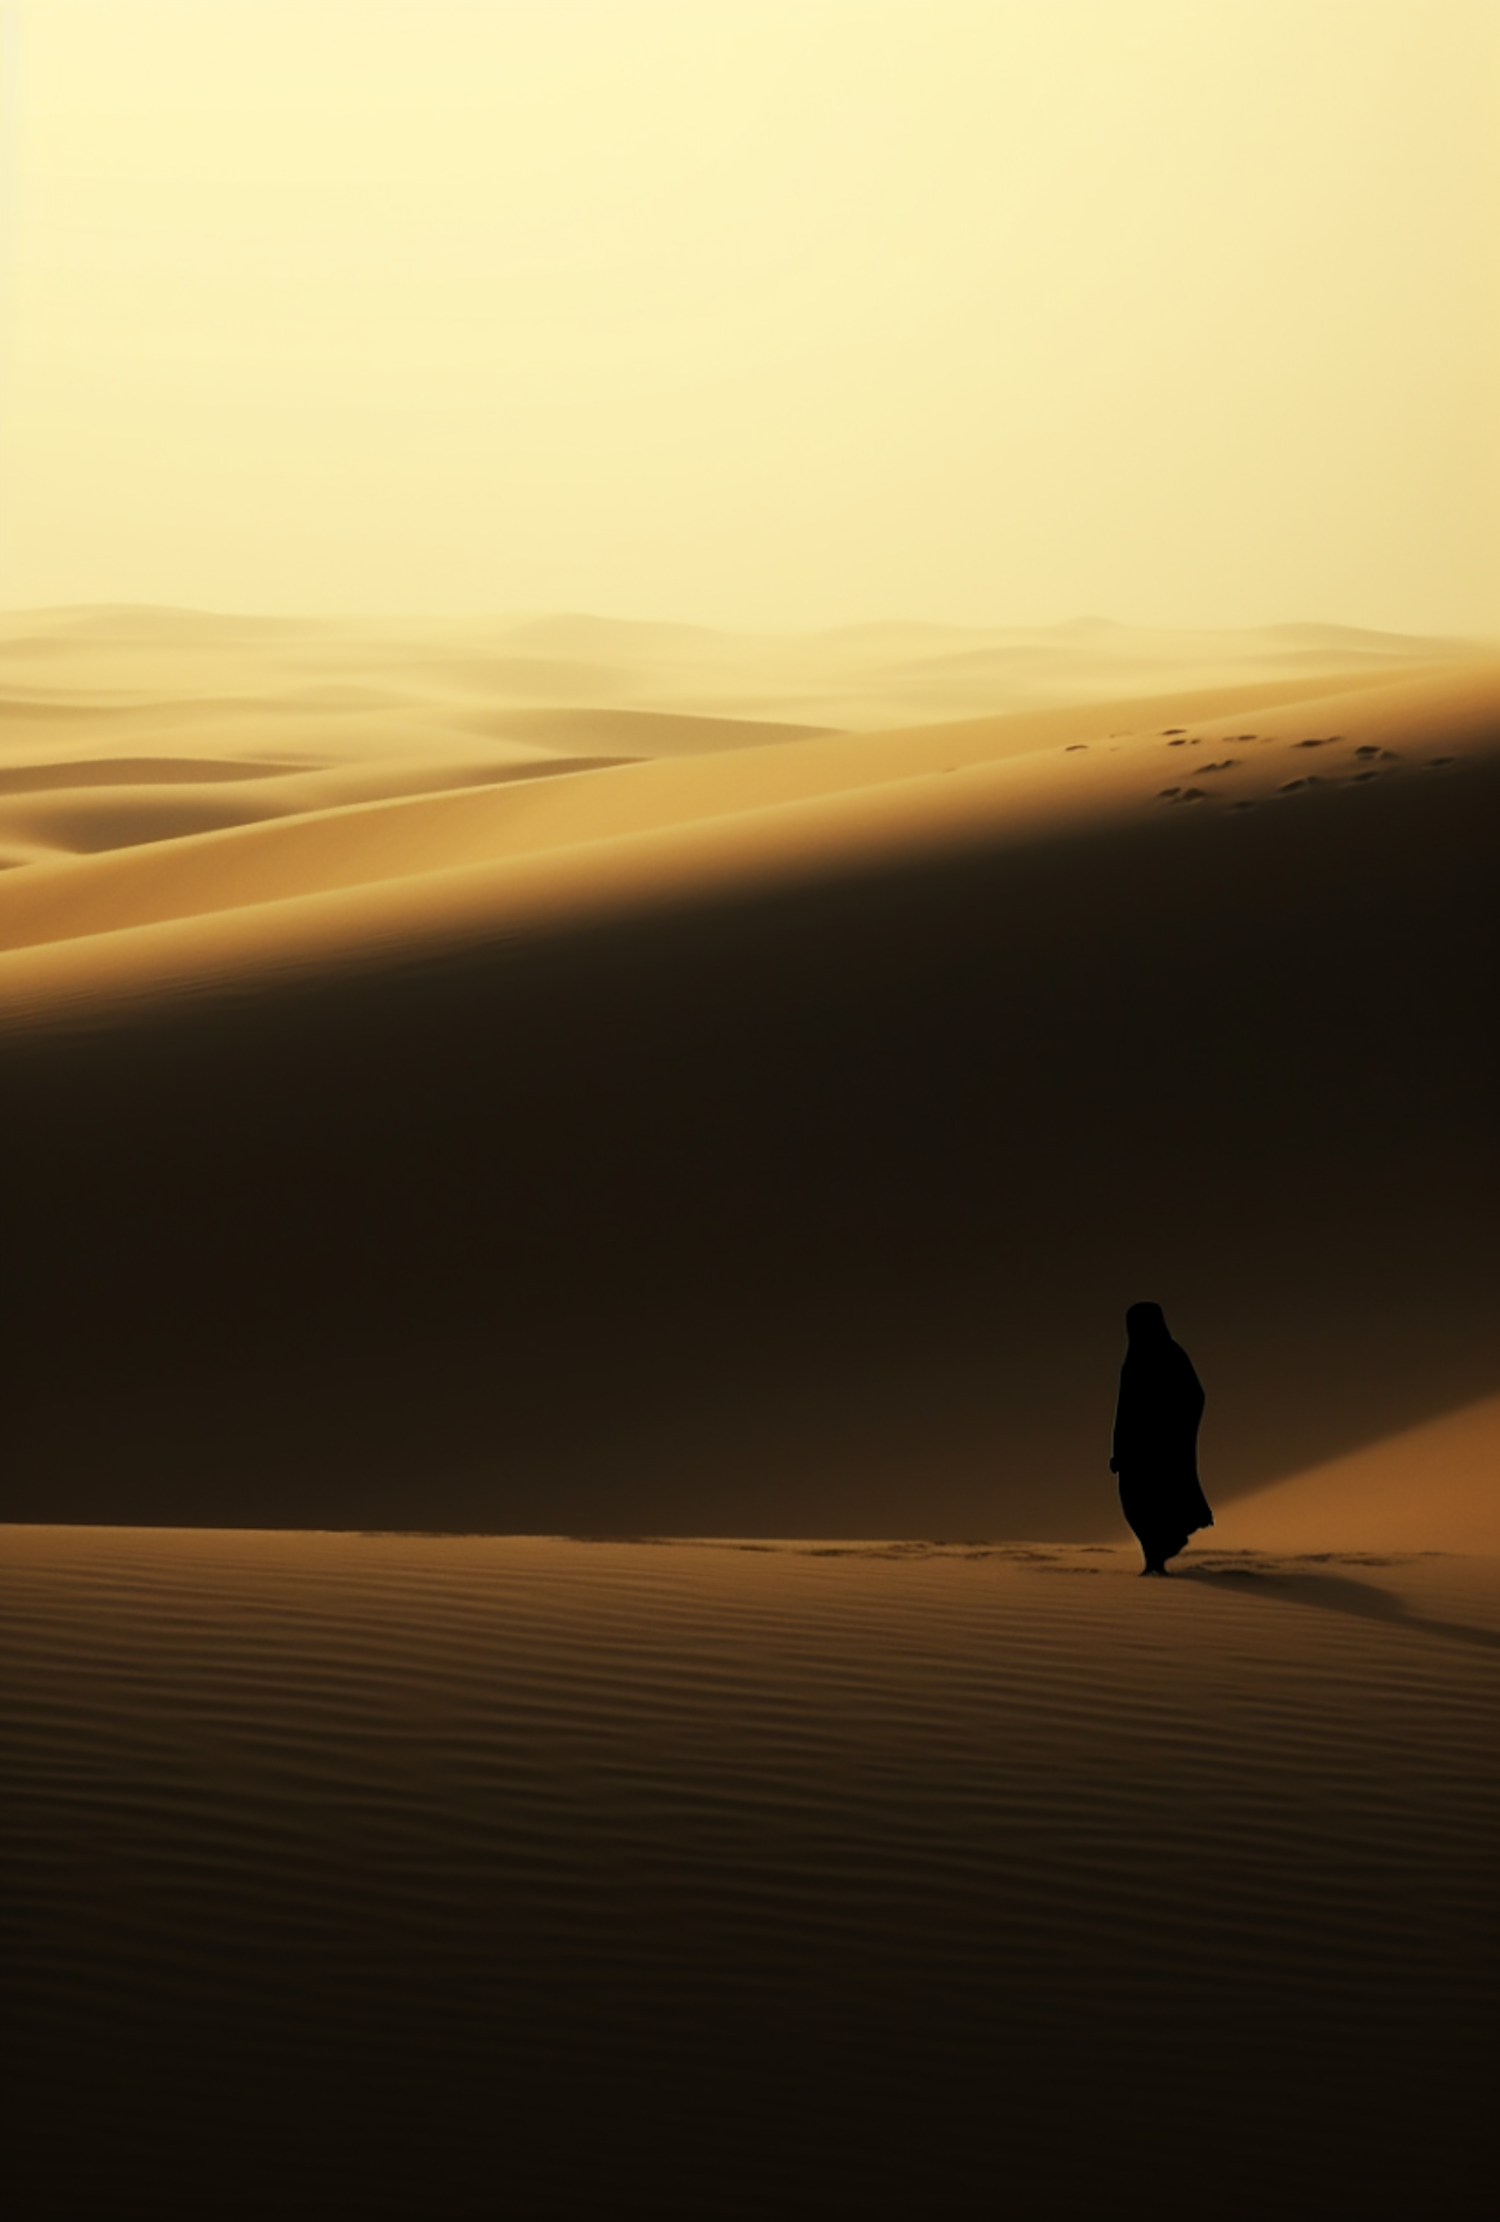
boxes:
[1112,1337,1214,1561]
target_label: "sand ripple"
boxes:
[2,1530,1495,2217]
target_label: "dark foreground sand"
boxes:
[3,1528,1496,2219]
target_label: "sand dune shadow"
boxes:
[1180,1559,1500,1651]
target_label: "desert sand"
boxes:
[2,609,1496,2216]
[2,1525,1496,2217]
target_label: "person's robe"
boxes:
[1112,1337,1214,1556]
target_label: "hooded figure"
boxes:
[1110,1302,1214,1574]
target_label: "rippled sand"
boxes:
[3,1529,1496,2217]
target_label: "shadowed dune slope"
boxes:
[2,655,1495,1533]
[2,1529,1495,2217]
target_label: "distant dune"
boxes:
[1,611,1495,1536]
[1,601,1489,743]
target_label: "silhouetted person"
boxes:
[1110,1302,1213,1574]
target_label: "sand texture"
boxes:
[1229,1395,1500,1555]
[2,1527,1496,2218]
[3,612,1496,1533]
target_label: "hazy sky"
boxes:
[3,0,1497,632]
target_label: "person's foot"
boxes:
[1141,1563,1167,1576]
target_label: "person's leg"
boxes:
[1119,1474,1154,1572]
[1141,1521,1180,1574]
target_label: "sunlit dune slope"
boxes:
[1226,1395,1500,1556]
[0,704,835,872]
[2,636,1495,1536]
[0,659,1489,981]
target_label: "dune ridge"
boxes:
[1,658,1492,999]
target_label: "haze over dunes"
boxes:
[0,606,1478,788]
[3,610,1495,1536]
[7,4,1497,638]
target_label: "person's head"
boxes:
[1125,1301,1169,1344]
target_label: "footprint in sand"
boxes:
[1426,756,1453,768]
[1197,759,1240,774]
[1065,744,1088,752]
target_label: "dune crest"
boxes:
[1,653,1494,1006]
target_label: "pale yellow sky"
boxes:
[2,0,1497,633]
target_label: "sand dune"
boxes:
[2,1525,1494,2217]
[0,657,1491,975]
[0,755,305,793]
[0,601,1483,894]
[3,613,1495,1535]
[1227,1394,1500,1556]
[1,601,1486,735]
